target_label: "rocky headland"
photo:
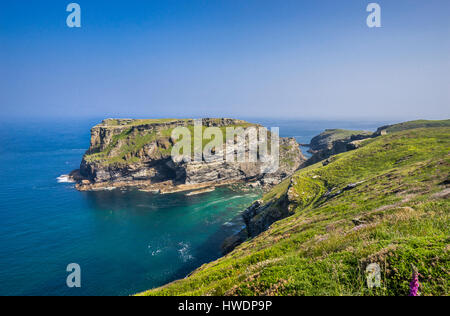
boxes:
[304,129,374,166]
[70,118,306,194]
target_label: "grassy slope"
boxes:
[308,129,372,153]
[139,126,450,296]
[382,119,450,133]
[84,127,173,165]
[316,129,372,140]
[101,119,184,127]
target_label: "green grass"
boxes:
[309,129,372,147]
[381,119,450,133]
[84,128,164,166]
[138,126,450,296]
[318,129,372,139]
[101,118,186,127]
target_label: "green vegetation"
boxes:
[101,118,184,127]
[185,123,257,155]
[381,119,450,133]
[84,127,171,166]
[139,126,450,296]
[84,120,258,166]
[319,128,372,139]
[309,129,372,147]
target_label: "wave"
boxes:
[151,249,162,256]
[56,175,75,183]
[147,244,164,257]
[178,242,194,262]
[201,194,248,208]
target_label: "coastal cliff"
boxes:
[72,118,306,193]
[305,129,374,166]
[140,120,450,296]
[303,120,450,167]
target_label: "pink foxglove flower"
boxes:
[408,270,421,296]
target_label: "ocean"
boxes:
[0,118,387,296]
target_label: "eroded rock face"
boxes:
[222,180,297,254]
[75,118,306,191]
[305,129,374,166]
[80,158,176,184]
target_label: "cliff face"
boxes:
[305,120,450,166]
[75,118,306,192]
[375,119,450,134]
[222,174,323,253]
[305,129,374,165]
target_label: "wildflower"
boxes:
[409,269,421,296]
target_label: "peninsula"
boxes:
[70,118,306,194]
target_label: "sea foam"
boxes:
[56,175,75,183]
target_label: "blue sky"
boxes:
[1,0,449,120]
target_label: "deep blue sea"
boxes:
[0,118,387,296]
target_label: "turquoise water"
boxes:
[0,118,386,296]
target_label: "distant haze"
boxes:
[1,0,449,120]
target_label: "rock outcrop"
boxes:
[222,178,302,254]
[305,120,450,167]
[375,119,450,135]
[305,129,374,165]
[73,118,306,192]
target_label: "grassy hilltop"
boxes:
[379,119,450,134]
[139,121,449,296]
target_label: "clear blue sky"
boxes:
[1,0,449,120]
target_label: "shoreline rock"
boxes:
[185,187,216,196]
[305,129,375,166]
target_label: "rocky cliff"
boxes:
[305,120,450,166]
[222,175,320,253]
[305,129,374,165]
[73,118,306,193]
